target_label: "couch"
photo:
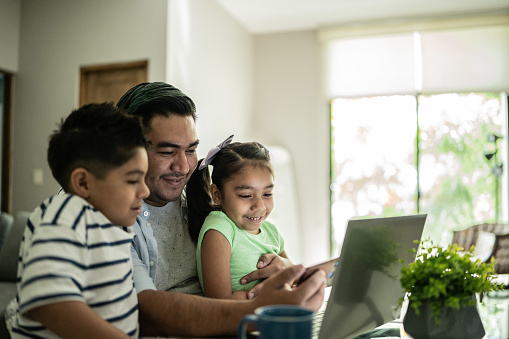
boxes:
[0,211,31,339]
[452,223,509,274]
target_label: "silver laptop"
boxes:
[315,214,427,339]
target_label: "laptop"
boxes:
[314,214,427,339]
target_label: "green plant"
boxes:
[399,240,504,323]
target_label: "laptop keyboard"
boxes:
[312,300,328,338]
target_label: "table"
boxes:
[142,289,509,339]
[367,290,509,339]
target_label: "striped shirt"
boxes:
[11,194,139,338]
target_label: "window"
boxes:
[324,18,509,256]
[331,92,507,255]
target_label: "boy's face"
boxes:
[212,165,274,235]
[144,114,199,207]
[87,147,149,226]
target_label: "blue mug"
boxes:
[238,305,314,339]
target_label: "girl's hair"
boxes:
[186,141,273,242]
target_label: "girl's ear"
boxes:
[69,168,91,199]
[210,184,222,205]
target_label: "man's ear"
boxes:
[210,184,222,205]
[69,168,91,199]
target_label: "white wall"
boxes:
[167,3,332,264]
[7,0,330,265]
[12,0,168,212]
[0,0,21,72]
[167,0,253,154]
[253,31,330,264]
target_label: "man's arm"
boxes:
[137,265,326,337]
[131,243,157,292]
[29,301,131,339]
[130,218,158,293]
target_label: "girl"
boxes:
[186,135,289,299]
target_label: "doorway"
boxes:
[0,70,13,212]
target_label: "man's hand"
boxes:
[241,253,292,286]
[136,265,325,337]
[253,265,326,312]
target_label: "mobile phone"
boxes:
[297,257,340,287]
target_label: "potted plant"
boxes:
[399,240,504,339]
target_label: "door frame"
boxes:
[0,69,13,212]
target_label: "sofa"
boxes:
[452,223,509,274]
[0,211,31,339]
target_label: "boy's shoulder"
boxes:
[22,194,99,249]
[41,193,90,214]
[28,193,124,245]
[36,193,104,229]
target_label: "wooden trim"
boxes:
[79,60,148,107]
[1,72,13,213]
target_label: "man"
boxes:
[116,82,326,337]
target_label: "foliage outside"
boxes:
[399,240,504,323]
[330,93,504,255]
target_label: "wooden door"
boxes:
[80,60,148,106]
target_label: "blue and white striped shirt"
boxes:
[11,193,139,338]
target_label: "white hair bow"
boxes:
[198,135,234,170]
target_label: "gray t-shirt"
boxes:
[146,199,203,295]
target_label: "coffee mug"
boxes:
[238,305,314,339]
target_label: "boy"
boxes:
[9,103,149,338]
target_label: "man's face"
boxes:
[144,115,199,206]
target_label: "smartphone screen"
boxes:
[297,257,340,287]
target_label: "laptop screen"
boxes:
[318,214,426,339]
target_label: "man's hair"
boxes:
[47,102,149,191]
[116,82,197,131]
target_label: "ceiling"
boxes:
[216,0,509,34]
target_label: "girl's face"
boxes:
[212,165,274,234]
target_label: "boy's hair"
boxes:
[116,82,197,132]
[47,102,149,191]
[186,142,273,242]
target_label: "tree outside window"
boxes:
[330,92,506,255]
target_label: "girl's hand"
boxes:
[241,252,292,297]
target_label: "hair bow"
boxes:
[198,135,234,170]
